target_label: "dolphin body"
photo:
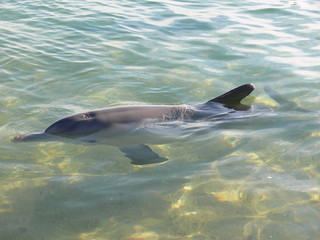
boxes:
[13,84,255,165]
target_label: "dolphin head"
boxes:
[12,132,56,143]
[44,111,109,138]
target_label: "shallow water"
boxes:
[1,0,320,239]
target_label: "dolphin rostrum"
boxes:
[12,83,255,165]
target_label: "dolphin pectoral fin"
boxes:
[208,83,255,108]
[119,145,168,165]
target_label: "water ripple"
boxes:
[1,0,320,239]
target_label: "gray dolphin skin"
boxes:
[13,84,255,165]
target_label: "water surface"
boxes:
[1,0,320,239]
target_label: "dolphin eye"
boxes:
[83,112,96,120]
[83,114,91,120]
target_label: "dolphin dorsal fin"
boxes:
[208,83,255,106]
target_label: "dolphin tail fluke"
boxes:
[12,132,54,143]
[119,145,168,165]
[264,85,311,112]
[264,85,291,105]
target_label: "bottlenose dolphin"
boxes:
[12,83,255,165]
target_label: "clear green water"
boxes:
[1,0,320,239]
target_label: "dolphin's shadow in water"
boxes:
[13,84,259,165]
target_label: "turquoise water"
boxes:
[1,0,320,239]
